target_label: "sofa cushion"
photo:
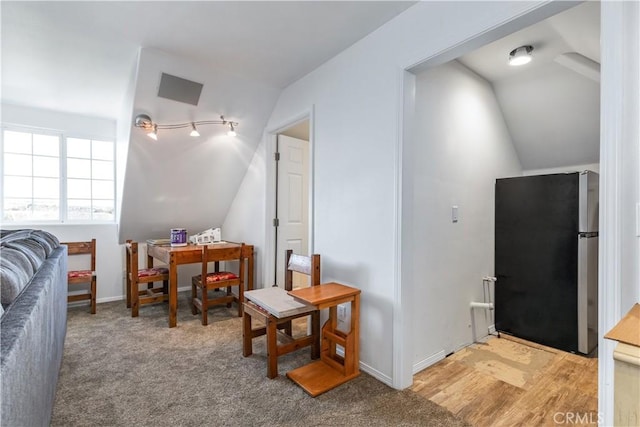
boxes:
[27,236,53,257]
[4,240,47,271]
[32,230,59,249]
[0,248,34,306]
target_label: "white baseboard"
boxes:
[335,347,394,387]
[360,360,393,387]
[95,295,123,304]
[488,324,496,334]
[95,285,191,305]
[412,350,446,375]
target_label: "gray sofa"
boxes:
[1,229,68,426]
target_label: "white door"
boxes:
[276,134,309,288]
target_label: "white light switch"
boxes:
[452,205,459,223]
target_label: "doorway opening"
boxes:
[270,118,312,288]
[401,1,601,422]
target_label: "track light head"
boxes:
[190,123,200,137]
[135,114,153,129]
[148,124,158,141]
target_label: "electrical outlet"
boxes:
[338,305,346,321]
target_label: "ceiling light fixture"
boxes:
[133,114,238,140]
[508,45,534,66]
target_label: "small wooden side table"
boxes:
[286,282,361,397]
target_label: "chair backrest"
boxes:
[201,244,244,279]
[125,240,139,279]
[284,249,320,291]
[62,239,96,271]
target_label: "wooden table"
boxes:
[286,282,360,396]
[147,242,254,328]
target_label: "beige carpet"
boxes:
[52,294,468,426]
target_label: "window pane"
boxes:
[92,160,113,180]
[4,176,32,198]
[67,138,90,158]
[92,199,115,220]
[3,198,31,221]
[33,134,59,156]
[67,178,91,198]
[33,177,59,198]
[67,199,91,220]
[92,180,114,199]
[32,198,59,220]
[67,158,91,179]
[33,156,59,178]
[92,140,113,160]
[3,130,116,223]
[4,153,32,176]
[3,131,32,154]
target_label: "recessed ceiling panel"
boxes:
[157,73,203,106]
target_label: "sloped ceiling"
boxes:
[1,1,416,119]
[1,1,415,242]
[457,2,600,170]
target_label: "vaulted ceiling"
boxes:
[1,1,416,119]
[457,1,600,170]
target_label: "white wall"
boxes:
[225,1,556,385]
[222,138,267,287]
[406,61,522,369]
[2,104,115,138]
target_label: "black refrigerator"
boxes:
[494,171,598,354]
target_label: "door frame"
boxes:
[264,106,315,287]
[395,0,578,390]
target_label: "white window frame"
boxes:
[1,124,116,224]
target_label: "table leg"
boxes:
[242,308,253,357]
[169,255,178,328]
[247,250,254,291]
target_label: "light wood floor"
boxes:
[411,335,598,426]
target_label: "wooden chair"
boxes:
[125,240,169,317]
[62,239,97,314]
[242,250,321,378]
[191,244,245,325]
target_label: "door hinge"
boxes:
[274,152,280,161]
[273,218,279,227]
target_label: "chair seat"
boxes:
[138,267,169,278]
[195,271,238,284]
[245,287,316,318]
[68,270,95,279]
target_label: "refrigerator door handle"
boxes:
[578,232,598,238]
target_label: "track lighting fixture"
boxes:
[133,114,238,140]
